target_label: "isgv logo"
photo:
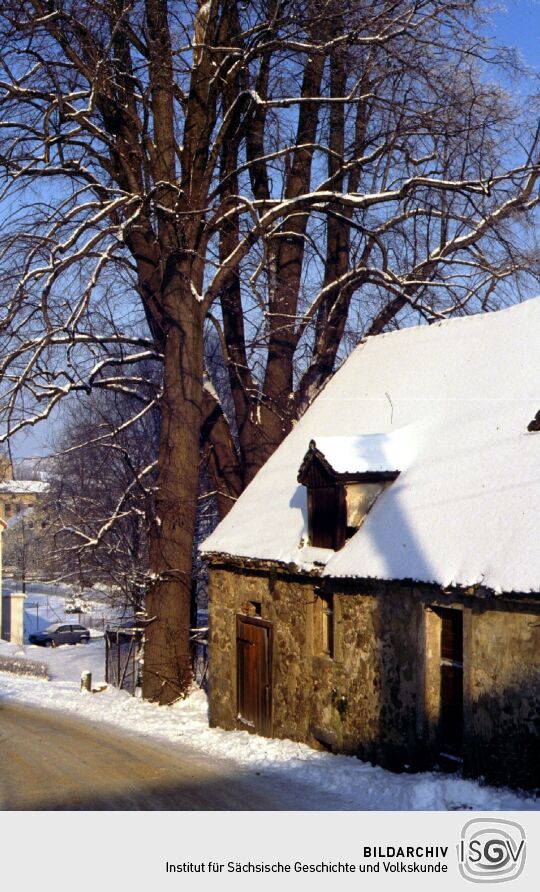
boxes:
[458,819,526,883]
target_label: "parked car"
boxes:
[29,623,90,647]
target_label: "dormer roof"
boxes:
[298,436,401,486]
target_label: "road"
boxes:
[0,700,355,810]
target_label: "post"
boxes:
[80,671,92,692]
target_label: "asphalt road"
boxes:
[0,700,355,810]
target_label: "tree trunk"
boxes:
[142,291,204,704]
[201,386,243,518]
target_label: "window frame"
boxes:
[314,592,335,660]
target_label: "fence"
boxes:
[104,625,143,695]
[104,624,208,696]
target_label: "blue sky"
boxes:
[492,0,540,67]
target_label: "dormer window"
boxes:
[345,481,392,538]
[297,436,400,550]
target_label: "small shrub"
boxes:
[0,655,49,679]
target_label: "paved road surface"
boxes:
[0,700,355,810]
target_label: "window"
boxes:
[345,481,391,538]
[306,482,392,548]
[322,595,334,657]
[298,439,399,551]
[307,486,345,550]
[315,593,334,659]
[439,608,463,758]
[424,606,465,768]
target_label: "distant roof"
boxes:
[202,297,540,595]
[14,456,52,481]
[0,480,49,495]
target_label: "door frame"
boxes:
[424,605,464,770]
[236,614,273,737]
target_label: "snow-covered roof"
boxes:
[0,480,49,495]
[201,297,540,595]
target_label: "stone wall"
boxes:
[208,566,423,765]
[208,565,317,741]
[208,564,540,789]
[467,602,540,788]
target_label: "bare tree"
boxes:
[42,354,218,616]
[42,371,158,612]
[0,0,539,702]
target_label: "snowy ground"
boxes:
[0,636,537,811]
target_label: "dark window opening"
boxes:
[306,480,395,550]
[439,608,463,760]
[308,486,345,550]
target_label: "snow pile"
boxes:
[0,643,537,811]
[202,298,540,594]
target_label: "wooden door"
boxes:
[236,616,272,736]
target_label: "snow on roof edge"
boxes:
[203,547,540,598]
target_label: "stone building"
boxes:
[0,517,23,644]
[0,457,50,589]
[0,455,49,521]
[202,298,540,790]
